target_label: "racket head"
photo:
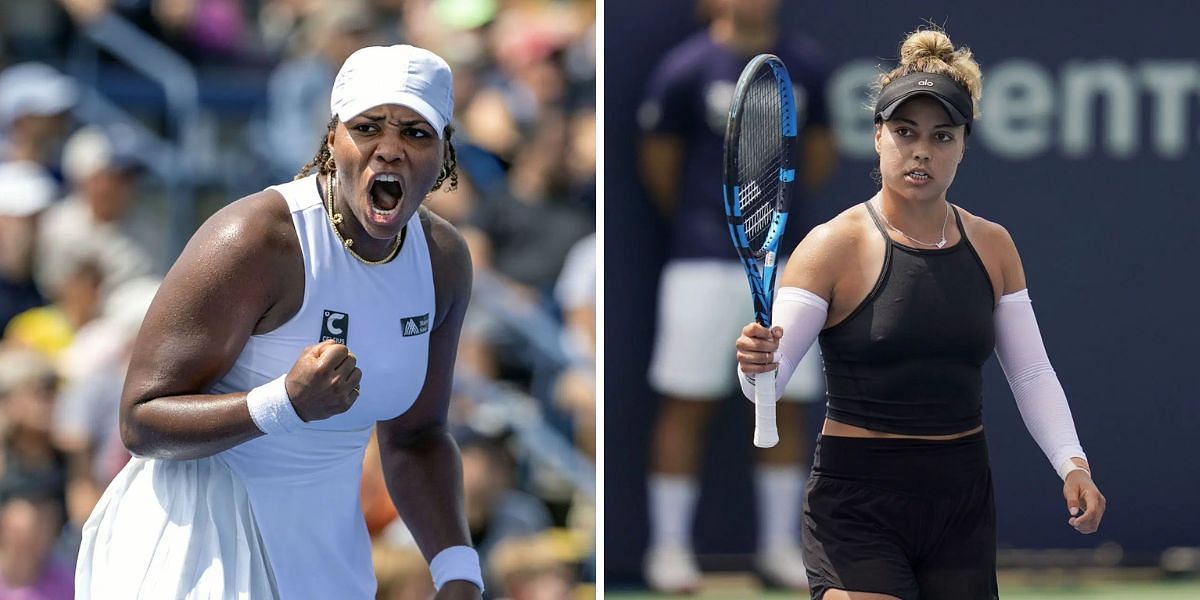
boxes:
[722,54,798,326]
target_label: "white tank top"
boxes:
[211,175,434,599]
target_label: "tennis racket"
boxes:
[722,54,797,448]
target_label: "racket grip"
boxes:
[753,370,778,448]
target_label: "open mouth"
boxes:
[369,174,403,215]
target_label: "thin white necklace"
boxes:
[874,199,951,249]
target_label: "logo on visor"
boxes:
[918,79,934,87]
[320,310,349,344]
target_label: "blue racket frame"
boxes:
[722,55,798,328]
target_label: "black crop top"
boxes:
[817,202,995,435]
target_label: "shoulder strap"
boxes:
[951,204,968,239]
[863,200,892,241]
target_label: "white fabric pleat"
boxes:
[76,456,278,599]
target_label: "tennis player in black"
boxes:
[735,27,1106,600]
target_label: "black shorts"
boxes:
[802,431,998,600]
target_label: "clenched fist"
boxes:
[283,340,363,422]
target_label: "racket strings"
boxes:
[737,67,784,250]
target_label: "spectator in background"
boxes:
[61,0,261,65]
[401,0,496,69]
[553,233,594,458]
[637,0,835,592]
[489,534,576,600]
[0,162,56,332]
[264,0,378,180]
[3,260,102,360]
[256,0,320,58]
[35,125,155,302]
[0,349,67,514]
[556,233,596,356]
[485,1,580,131]
[459,429,552,591]
[475,113,592,293]
[0,492,73,599]
[0,62,76,171]
[134,0,253,63]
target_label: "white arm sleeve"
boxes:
[994,289,1088,480]
[738,287,828,402]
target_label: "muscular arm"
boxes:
[377,210,477,594]
[120,192,300,460]
[638,134,684,217]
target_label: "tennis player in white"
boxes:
[76,45,482,600]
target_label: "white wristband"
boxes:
[429,545,484,592]
[1057,458,1091,481]
[246,374,304,435]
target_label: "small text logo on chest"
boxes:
[401,314,430,337]
[321,310,349,344]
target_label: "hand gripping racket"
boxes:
[722,54,797,448]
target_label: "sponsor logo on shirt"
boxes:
[400,314,430,337]
[321,310,349,344]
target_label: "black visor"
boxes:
[874,72,974,134]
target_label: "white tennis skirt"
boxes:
[76,455,279,599]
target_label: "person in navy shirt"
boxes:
[637,0,838,592]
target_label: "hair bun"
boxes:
[899,30,956,66]
[876,26,983,119]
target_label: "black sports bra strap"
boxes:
[951,204,968,238]
[863,201,891,239]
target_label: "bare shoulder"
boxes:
[160,188,300,325]
[824,203,875,246]
[189,188,297,261]
[418,207,471,270]
[780,202,872,295]
[793,203,872,266]
[418,207,472,327]
[956,206,1017,254]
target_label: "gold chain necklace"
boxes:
[325,172,403,265]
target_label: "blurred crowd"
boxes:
[0,0,595,598]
